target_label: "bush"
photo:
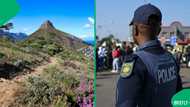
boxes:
[45,44,63,56]
[0,52,5,59]
[16,66,80,107]
[57,48,83,61]
[43,66,80,90]
[19,77,54,107]
[30,42,43,49]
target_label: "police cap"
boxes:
[130,4,162,25]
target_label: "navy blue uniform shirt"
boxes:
[116,40,182,107]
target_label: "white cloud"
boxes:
[80,32,94,39]
[88,17,94,25]
[83,17,94,29]
[23,28,29,32]
[80,35,88,39]
[87,32,93,36]
[84,24,91,28]
[81,17,94,40]
[22,27,32,33]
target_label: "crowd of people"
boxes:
[167,46,190,68]
[96,40,190,72]
[96,41,135,72]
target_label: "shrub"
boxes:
[45,44,63,56]
[57,48,83,61]
[16,66,80,107]
[0,52,5,59]
[30,42,43,49]
[18,77,54,107]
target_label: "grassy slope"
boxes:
[0,34,93,107]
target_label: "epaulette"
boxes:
[124,54,138,62]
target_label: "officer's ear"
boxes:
[154,24,161,36]
[157,26,161,35]
[148,15,161,35]
[133,24,138,37]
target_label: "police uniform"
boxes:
[116,4,182,107]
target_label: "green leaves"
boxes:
[0,0,20,26]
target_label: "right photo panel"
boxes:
[96,0,190,107]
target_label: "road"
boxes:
[96,68,190,107]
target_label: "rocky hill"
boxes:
[25,20,87,50]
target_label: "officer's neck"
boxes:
[137,38,150,46]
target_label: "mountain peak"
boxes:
[40,20,55,29]
[28,20,87,49]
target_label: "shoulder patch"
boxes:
[120,61,135,78]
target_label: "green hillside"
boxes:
[0,21,94,107]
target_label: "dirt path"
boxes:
[13,57,58,82]
[0,57,58,107]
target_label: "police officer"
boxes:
[116,4,182,107]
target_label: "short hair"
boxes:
[148,14,161,26]
[135,15,161,39]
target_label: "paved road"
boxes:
[96,68,190,107]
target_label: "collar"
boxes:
[137,39,161,51]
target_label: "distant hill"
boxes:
[0,29,27,41]
[25,20,87,50]
[83,40,95,46]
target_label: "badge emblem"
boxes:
[120,62,134,78]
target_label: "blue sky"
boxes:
[9,0,94,41]
[97,0,190,40]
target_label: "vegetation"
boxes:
[19,35,63,56]
[0,39,49,79]
[0,20,93,107]
[0,38,93,106]
[0,52,5,59]
[14,66,80,107]
[57,48,82,61]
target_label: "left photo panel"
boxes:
[0,0,95,107]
